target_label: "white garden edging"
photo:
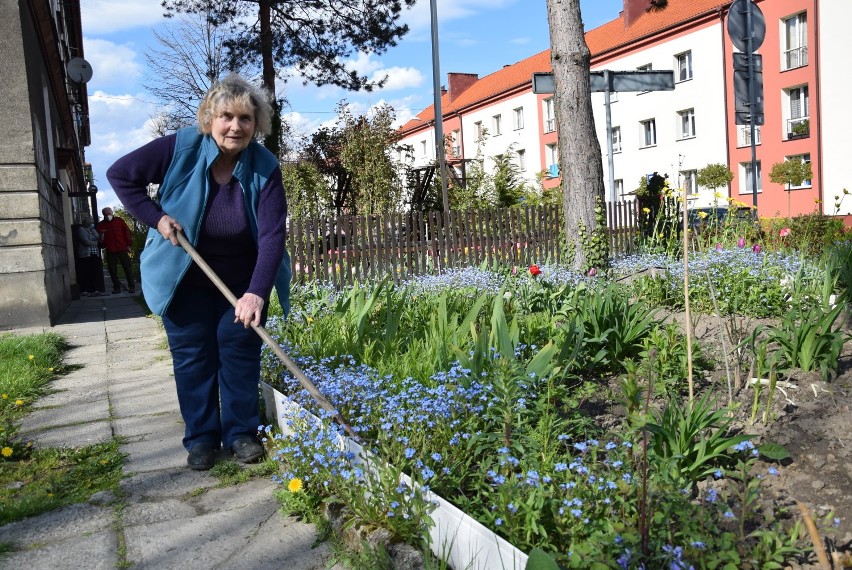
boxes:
[261,381,528,570]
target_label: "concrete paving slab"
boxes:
[111,383,178,418]
[122,498,198,526]
[0,503,113,545]
[0,530,119,570]
[21,419,114,448]
[18,398,110,432]
[120,468,219,500]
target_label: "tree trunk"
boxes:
[258,0,281,156]
[545,0,605,270]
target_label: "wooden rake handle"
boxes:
[174,231,357,438]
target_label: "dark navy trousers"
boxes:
[162,283,265,451]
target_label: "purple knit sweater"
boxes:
[106,134,287,300]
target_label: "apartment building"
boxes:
[0,0,93,327]
[397,0,852,219]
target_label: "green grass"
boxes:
[209,458,278,486]
[0,332,126,527]
[0,438,126,525]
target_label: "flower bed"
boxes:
[262,258,842,568]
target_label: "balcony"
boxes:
[783,46,808,70]
[451,145,460,157]
[737,126,761,147]
[786,117,810,140]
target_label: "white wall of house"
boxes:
[816,0,852,216]
[590,23,729,208]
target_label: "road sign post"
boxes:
[727,0,766,209]
[532,70,674,203]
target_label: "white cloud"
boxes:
[404,0,519,31]
[371,66,424,91]
[84,38,143,91]
[81,0,164,34]
[511,37,532,45]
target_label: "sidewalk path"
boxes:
[1,293,334,569]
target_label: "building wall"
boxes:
[816,0,852,216]
[0,2,73,328]
[590,21,729,207]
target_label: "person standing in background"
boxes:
[97,207,136,294]
[75,213,105,296]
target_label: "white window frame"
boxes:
[787,153,812,189]
[675,51,693,82]
[740,161,762,195]
[451,130,460,157]
[611,126,622,153]
[782,12,808,70]
[492,114,502,136]
[543,98,556,133]
[640,119,657,148]
[420,140,427,158]
[513,107,524,130]
[614,179,624,199]
[681,169,698,195]
[545,143,559,176]
[474,121,483,141]
[516,148,526,170]
[785,85,810,139]
[678,108,696,140]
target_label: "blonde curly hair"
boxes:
[196,73,273,138]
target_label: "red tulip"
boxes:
[529,265,542,276]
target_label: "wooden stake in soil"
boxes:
[175,231,357,439]
[797,500,831,569]
[682,186,694,403]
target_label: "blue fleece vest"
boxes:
[139,128,290,316]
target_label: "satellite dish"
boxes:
[67,58,93,83]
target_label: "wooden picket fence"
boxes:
[287,201,640,287]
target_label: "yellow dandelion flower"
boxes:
[287,478,303,493]
[1,447,12,458]
[306,316,314,324]
[15,399,24,406]
[28,354,34,361]
[697,211,708,219]
[714,192,723,199]
[642,207,651,214]
[48,367,54,373]
[1,394,7,399]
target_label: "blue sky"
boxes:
[80,0,624,209]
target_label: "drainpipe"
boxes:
[813,0,823,210]
[719,5,733,201]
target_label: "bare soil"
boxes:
[666,310,852,568]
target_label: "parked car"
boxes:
[687,206,753,231]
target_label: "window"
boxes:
[637,64,652,93]
[783,13,808,70]
[681,170,698,195]
[543,98,556,133]
[640,119,656,147]
[492,114,502,136]
[474,121,483,140]
[678,109,696,139]
[740,161,762,194]
[451,130,460,157]
[614,179,624,199]
[786,85,810,139]
[516,148,526,170]
[787,153,812,188]
[513,107,524,130]
[675,51,693,82]
[611,127,622,153]
[420,140,427,157]
[738,126,761,147]
[546,143,559,177]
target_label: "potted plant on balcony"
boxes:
[788,119,809,139]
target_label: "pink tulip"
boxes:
[511,266,518,276]
[737,237,746,248]
[779,227,791,238]
[715,243,723,251]
[752,244,762,253]
[588,267,597,277]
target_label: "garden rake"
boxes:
[175,230,357,438]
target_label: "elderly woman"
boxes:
[107,74,290,470]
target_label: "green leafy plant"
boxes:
[752,303,848,381]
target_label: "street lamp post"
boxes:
[429,0,450,219]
